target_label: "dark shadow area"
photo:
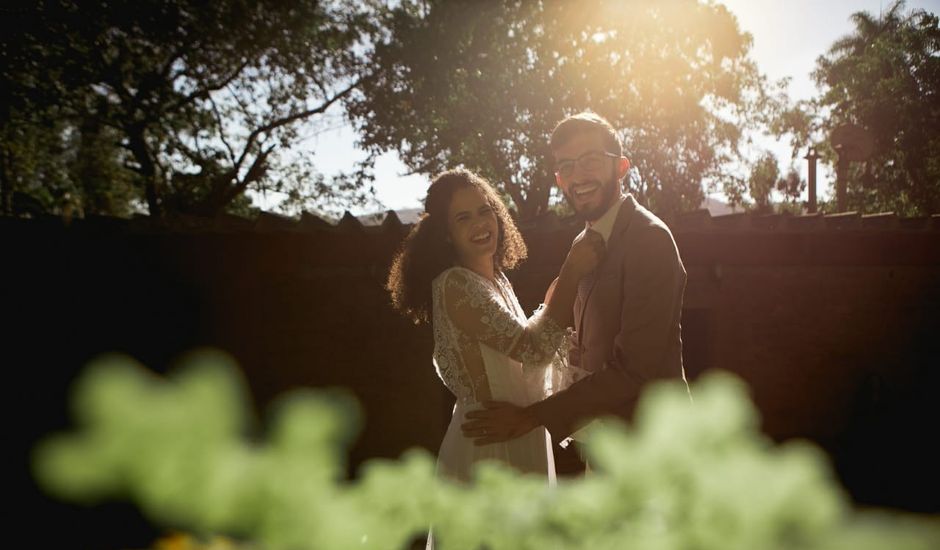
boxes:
[7,222,201,549]
[4,215,939,548]
[829,306,940,513]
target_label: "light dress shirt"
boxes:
[579,194,626,243]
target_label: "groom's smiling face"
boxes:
[553,131,628,222]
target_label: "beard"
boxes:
[564,171,621,222]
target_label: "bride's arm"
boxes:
[442,231,603,366]
[540,276,573,328]
[442,269,565,366]
[544,277,557,303]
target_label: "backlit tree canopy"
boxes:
[348,0,777,219]
[778,0,940,216]
[1,0,384,218]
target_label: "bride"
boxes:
[386,168,603,483]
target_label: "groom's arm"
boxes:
[528,224,686,439]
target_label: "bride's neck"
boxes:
[458,255,496,282]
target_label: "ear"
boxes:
[617,156,631,180]
[554,172,564,188]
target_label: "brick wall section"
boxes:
[4,210,939,512]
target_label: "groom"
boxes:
[462,111,689,452]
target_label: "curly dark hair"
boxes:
[386,168,527,324]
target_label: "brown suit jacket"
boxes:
[530,194,688,439]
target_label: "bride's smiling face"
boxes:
[447,185,499,266]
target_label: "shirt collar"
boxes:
[585,195,626,244]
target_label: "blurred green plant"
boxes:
[32,351,939,549]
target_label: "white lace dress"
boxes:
[430,266,581,484]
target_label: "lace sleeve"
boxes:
[522,306,594,401]
[441,268,567,366]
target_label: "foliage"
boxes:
[347,0,782,220]
[775,0,940,215]
[775,167,807,209]
[746,152,806,214]
[1,0,386,218]
[33,351,940,549]
[0,99,141,217]
[748,152,780,213]
[0,105,80,217]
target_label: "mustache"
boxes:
[564,180,604,201]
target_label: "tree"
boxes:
[748,152,779,214]
[1,0,385,218]
[1,106,80,217]
[347,0,778,220]
[745,152,807,215]
[778,1,940,216]
[774,167,806,211]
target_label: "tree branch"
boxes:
[234,76,365,172]
[485,145,528,216]
[168,58,251,113]
[208,95,237,165]
[227,143,276,204]
[125,122,163,217]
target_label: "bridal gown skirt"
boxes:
[435,345,556,484]
[428,337,559,549]
[436,402,555,482]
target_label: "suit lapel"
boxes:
[604,194,637,262]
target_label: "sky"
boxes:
[256,0,940,215]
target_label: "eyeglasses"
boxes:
[554,150,620,178]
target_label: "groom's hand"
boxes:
[461,401,539,446]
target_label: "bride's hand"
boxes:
[562,229,605,280]
[461,401,539,445]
